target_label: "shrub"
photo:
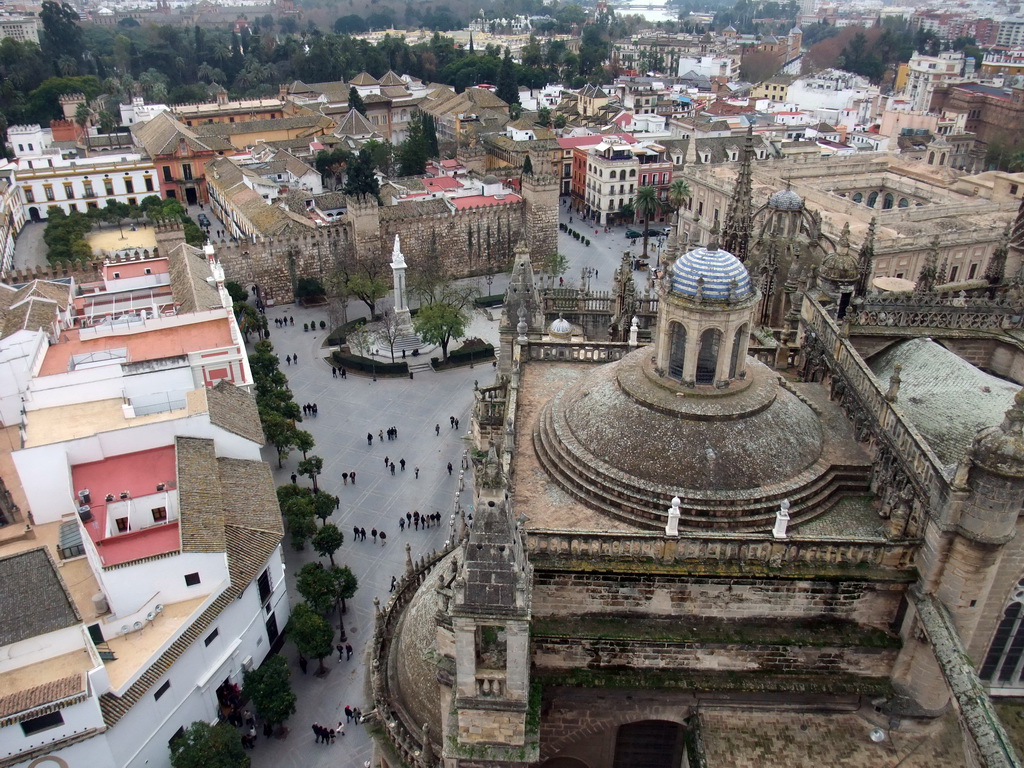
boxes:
[319,320,326,329]
[434,338,495,368]
[331,350,409,376]
[303,323,309,332]
[474,294,504,308]
[326,317,368,346]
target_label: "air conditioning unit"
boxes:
[78,505,92,522]
[77,489,91,504]
[241,656,254,671]
[156,483,166,492]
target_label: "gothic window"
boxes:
[981,579,1024,686]
[867,192,878,208]
[668,323,686,380]
[898,198,909,208]
[729,324,747,378]
[853,192,862,203]
[940,153,946,165]
[928,151,935,165]
[696,328,721,385]
[883,193,894,210]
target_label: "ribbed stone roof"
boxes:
[670,245,752,301]
[768,188,804,210]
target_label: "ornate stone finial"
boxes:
[405,542,414,574]
[695,275,705,301]
[419,723,434,766]
[516,305,528,339]
[629,315,639,347]
[707,219,721,252]
[885,364,902,403]
[665,496,681,537]
[373,596,381,614]
[839,222,851,251]
[773,498,791,539]
[970,390,1024,477]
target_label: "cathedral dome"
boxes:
[482,174,499,185]
[820,247,859,283]
[768,188,804,211]
[670,244,753,302]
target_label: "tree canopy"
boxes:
[169,721,249,768]
[241,655,296,729]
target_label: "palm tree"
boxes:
[667,178,692,233]
[634,185,662,264]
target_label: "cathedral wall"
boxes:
[532,636,897,678]
[964,513,1024,670]
[457,708,526,745]
[531,572,906,630]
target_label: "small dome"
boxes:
[820,248,859,283]
[768,188,804,210]
[671,245,753,302]
[482,174,499,185]
[549,314,572,338]
[971,391,1024,477]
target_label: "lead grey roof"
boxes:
[868,338,1019,468]
[0,548,80,646]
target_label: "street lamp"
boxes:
[485,273,494,298]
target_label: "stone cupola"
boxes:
[653,233,758,388]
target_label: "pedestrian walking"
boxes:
[455,418,460,430]
[345,706,353,722]
[435,423,441,435]
[448,462,453,475]
[400,458,406,471]
[407,512,412,524]
[450,416,455,428]
[350,471,356,484]
[367,432,373,446]
[289,316,294,326]
[293,352,298,364]
[341,368,347,379]
[343,472,349,485]
[312,403,318,416]
[312,723,322,743]
[390,576,397,593]
[380,531,386,545]
[384,455,390,468]
[379,429,384,442]
[390,462,396,475]
[332,366,337,378]
[298,654,308,674]
[336,643,345,662]
[329,727,336,744]
[399,518,405,531]
[346,643,352,659]
[359,527,366,541]
[286,354,292,365]
[291,473,297,484]
[353,525,360,541]
[415,466,420,479]
[371,528,378,543]
[337,721,345,738]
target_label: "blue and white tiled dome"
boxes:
[671,245,753,302]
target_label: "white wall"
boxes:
[0,329,46,426]
[0,625,85,675]
[0,695,109,763]
[96,551,227,620]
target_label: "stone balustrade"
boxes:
[527,341,632,363]
[802,295,949,505]
[851,294,1024,331]
[476,672,507,697]
[525,529,916,570]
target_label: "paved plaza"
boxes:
[248,301,497,768]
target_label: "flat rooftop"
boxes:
[23,387,207,448]
[39,318,233,377]
[71,445,181,567]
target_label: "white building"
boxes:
[903,51,967,112]
[120,97,171,127]
[0,15,39,43]
[786,69,880,129]
[996,16,1024,49]
[2,126,160,221]
[0,238,287,768]
[677,55,736,80]
[0,169,26,271]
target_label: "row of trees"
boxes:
[42,196,204,263]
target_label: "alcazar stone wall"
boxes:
[212,174,560,305]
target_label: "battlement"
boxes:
[1,260,103,286]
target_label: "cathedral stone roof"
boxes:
[670,245,752,301]
[768,188,804,210]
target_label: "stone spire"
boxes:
[985,226,1010,294]
[721,124,755,263]
[915,236,940,294]
[855,216,876,297]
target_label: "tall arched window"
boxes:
[898,198,909,208]
[982,579,1024,686]
[940,153,947,165]
[928,151,935,165]
[867,192,878,208]
[696,329,721,385]
[729,324,748,378]
[668,323,686,380]
[883,193,894,210]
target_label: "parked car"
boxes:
[625,228,643,239]
[644,228,663,237]
[662,226,673,236]
[197,213,211,227]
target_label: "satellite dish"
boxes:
[146,611,156,621]
[133,621,143,632]
[155,604,164,613]
[121,625,130,635]
[869,728,886,743]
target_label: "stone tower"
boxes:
[343,193,382,265]
[520,173,559,264]
[446,451,536,766]
[818,223,859,319]
[721,125,755,263]
[498,243,543,374]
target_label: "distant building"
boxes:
[0,14,38,43]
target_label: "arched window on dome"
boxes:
[853,192,863,204]
[883,193,894,210]
[898,198,909,208]
[867,192,878,208]
[981,579,1024,686]
[940,153,946,165]
[928,151,935,165]
[696,328,721,385]
[668,322,686,380]
[729,324,748,378]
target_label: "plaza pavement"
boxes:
[247,301,499,768]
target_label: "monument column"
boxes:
[390,235,414,334]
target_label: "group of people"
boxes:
[311,721,344,744]
[331,366,348,379]
[275,316,294,327]
[398,510,442,531]
[302,402,318,417]
[352,526,387,545]
[285,353,299,365]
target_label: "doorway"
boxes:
[185,187,198,206]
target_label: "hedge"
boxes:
[326,317,367,347]
[432,340,496,369]
[473,294,504,308]
[331,350,409,376]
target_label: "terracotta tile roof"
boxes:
[166,242,222,314]
[334,108,375,137]
[349,71,378,86]
[219,459,283,537]
[0,548,80,646]
[192,114,334,140]
[207,381,264,444]
[0,674,87,722]
[176,437,226,553]
[378,70,405,87]
[131,112,230,156]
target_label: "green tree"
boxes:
[40,1,83,64]
[522,154,533,176]
[398,113,429,176]
[293,429,314,460]
[634,185,662,261]
[225,281,249,303]
[296,561,339,615]
[335,264,389,317]
[311,490,337,526]
[413,302,467,361]
[288,603,334,676]
[543,251,569,277]
[343,148,380,201]
[348,85,366,116]
[297,455,323,493]
[422,112,440,158]
[242,655,296,732]
[261,410,296,468]
[169,721,249,768]
[537,106,551,127]
[98,110,117,134]
[282,495,317,550]
[312,522,344,566]
[496,48,520,105]
[667,178,691,231]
